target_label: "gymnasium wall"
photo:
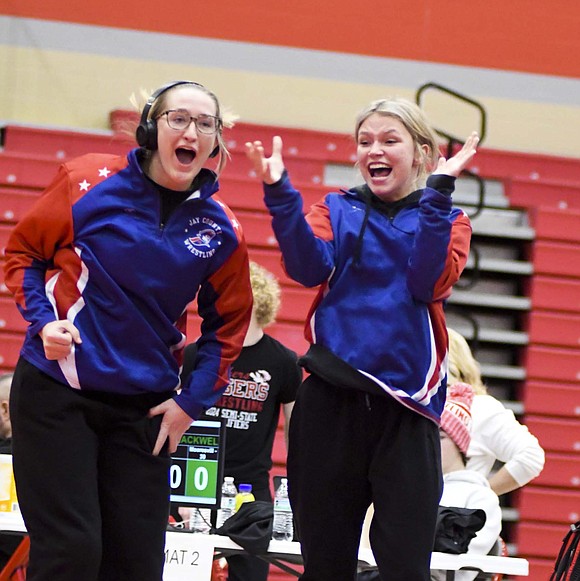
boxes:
[1,0,580,159]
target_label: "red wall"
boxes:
[2,0,580,78]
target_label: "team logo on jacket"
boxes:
[184,217,223,258]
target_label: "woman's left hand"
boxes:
[149,398,193,455]
[433,131,479,177]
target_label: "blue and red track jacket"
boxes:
[264,172,471,422]
[4,148,252,419]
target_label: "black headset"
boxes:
[135,80,220,158]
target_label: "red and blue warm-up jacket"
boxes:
[3,148,252,419]
[263,172,471,422]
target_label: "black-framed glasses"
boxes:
[158,109,221,135]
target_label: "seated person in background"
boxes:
[447,328,545,496]
[0,373,13,454]
[181,261,303,581]
[432,382,502,581]
[0,372,25,573]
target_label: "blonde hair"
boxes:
[354,97,440,190]
[447,328,487,395]
[250,261,281,328]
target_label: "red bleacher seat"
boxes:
[235,211,279,249]
[507,177,580,210]
[2,124,134,160]
[0,188,40,224]
[530,276,580,313]
[516,521,572,560]
[527,311,580,348]
[467,147,580,184]
[532,240,580,278]
[277,287,316,325]
[531,206,580,244]
[524,380,580,419]
[518,486,580,524]
[0,297,26,334]
[524,415,580,454]
[226,149,326,185]
[532,453,580,489]
[0,151,60,190]
[219,175,329,215]
[0,225,16,259]
[227,121,356,165]
[248,248,296,287]
[525,345,580,383]
[0,332,25,370]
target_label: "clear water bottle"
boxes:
[234,483,255,513]
[191,507,211,534]
[216,476,237,528]
[272,477,293,541]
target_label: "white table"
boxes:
[166,530,529,580]
[0,515,529,580]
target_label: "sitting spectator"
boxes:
[0,373,13,454]
[447,328,545,495]
[0,372,24,573]
[432,382,502,581]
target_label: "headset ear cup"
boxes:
[135,123,147,148]
[135,119,158,150]
[145,120,158,151]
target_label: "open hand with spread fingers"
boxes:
[433,131,479,178]
[245,135,285,185]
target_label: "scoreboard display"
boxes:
[169,419,225,509]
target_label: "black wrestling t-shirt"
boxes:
[182,335,302,488]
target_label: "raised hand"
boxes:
[245,135,285,185]
[433,131,479,178]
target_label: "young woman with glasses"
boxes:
[3,80,252,581]
[246,98,479,581]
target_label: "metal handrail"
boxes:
[415,82,487,145]
[415,82,488,287]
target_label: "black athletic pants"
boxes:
[10,358,173,581]
[287,374,443,581]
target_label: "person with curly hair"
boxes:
[182,261,302,581]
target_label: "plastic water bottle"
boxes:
[216,476,237,527]
[234,483,255,513]
[191,507,211,534]
[272,477,293,541]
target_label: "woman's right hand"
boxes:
[245,136,285,185]
[40,320,82,360]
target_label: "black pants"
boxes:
[10,358,173,581]
[287,375,442,581]
[226,485,271,581]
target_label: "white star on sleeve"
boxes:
[98,167,111,178]
[79,180,91,192]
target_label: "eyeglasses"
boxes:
[158,109,221,135]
